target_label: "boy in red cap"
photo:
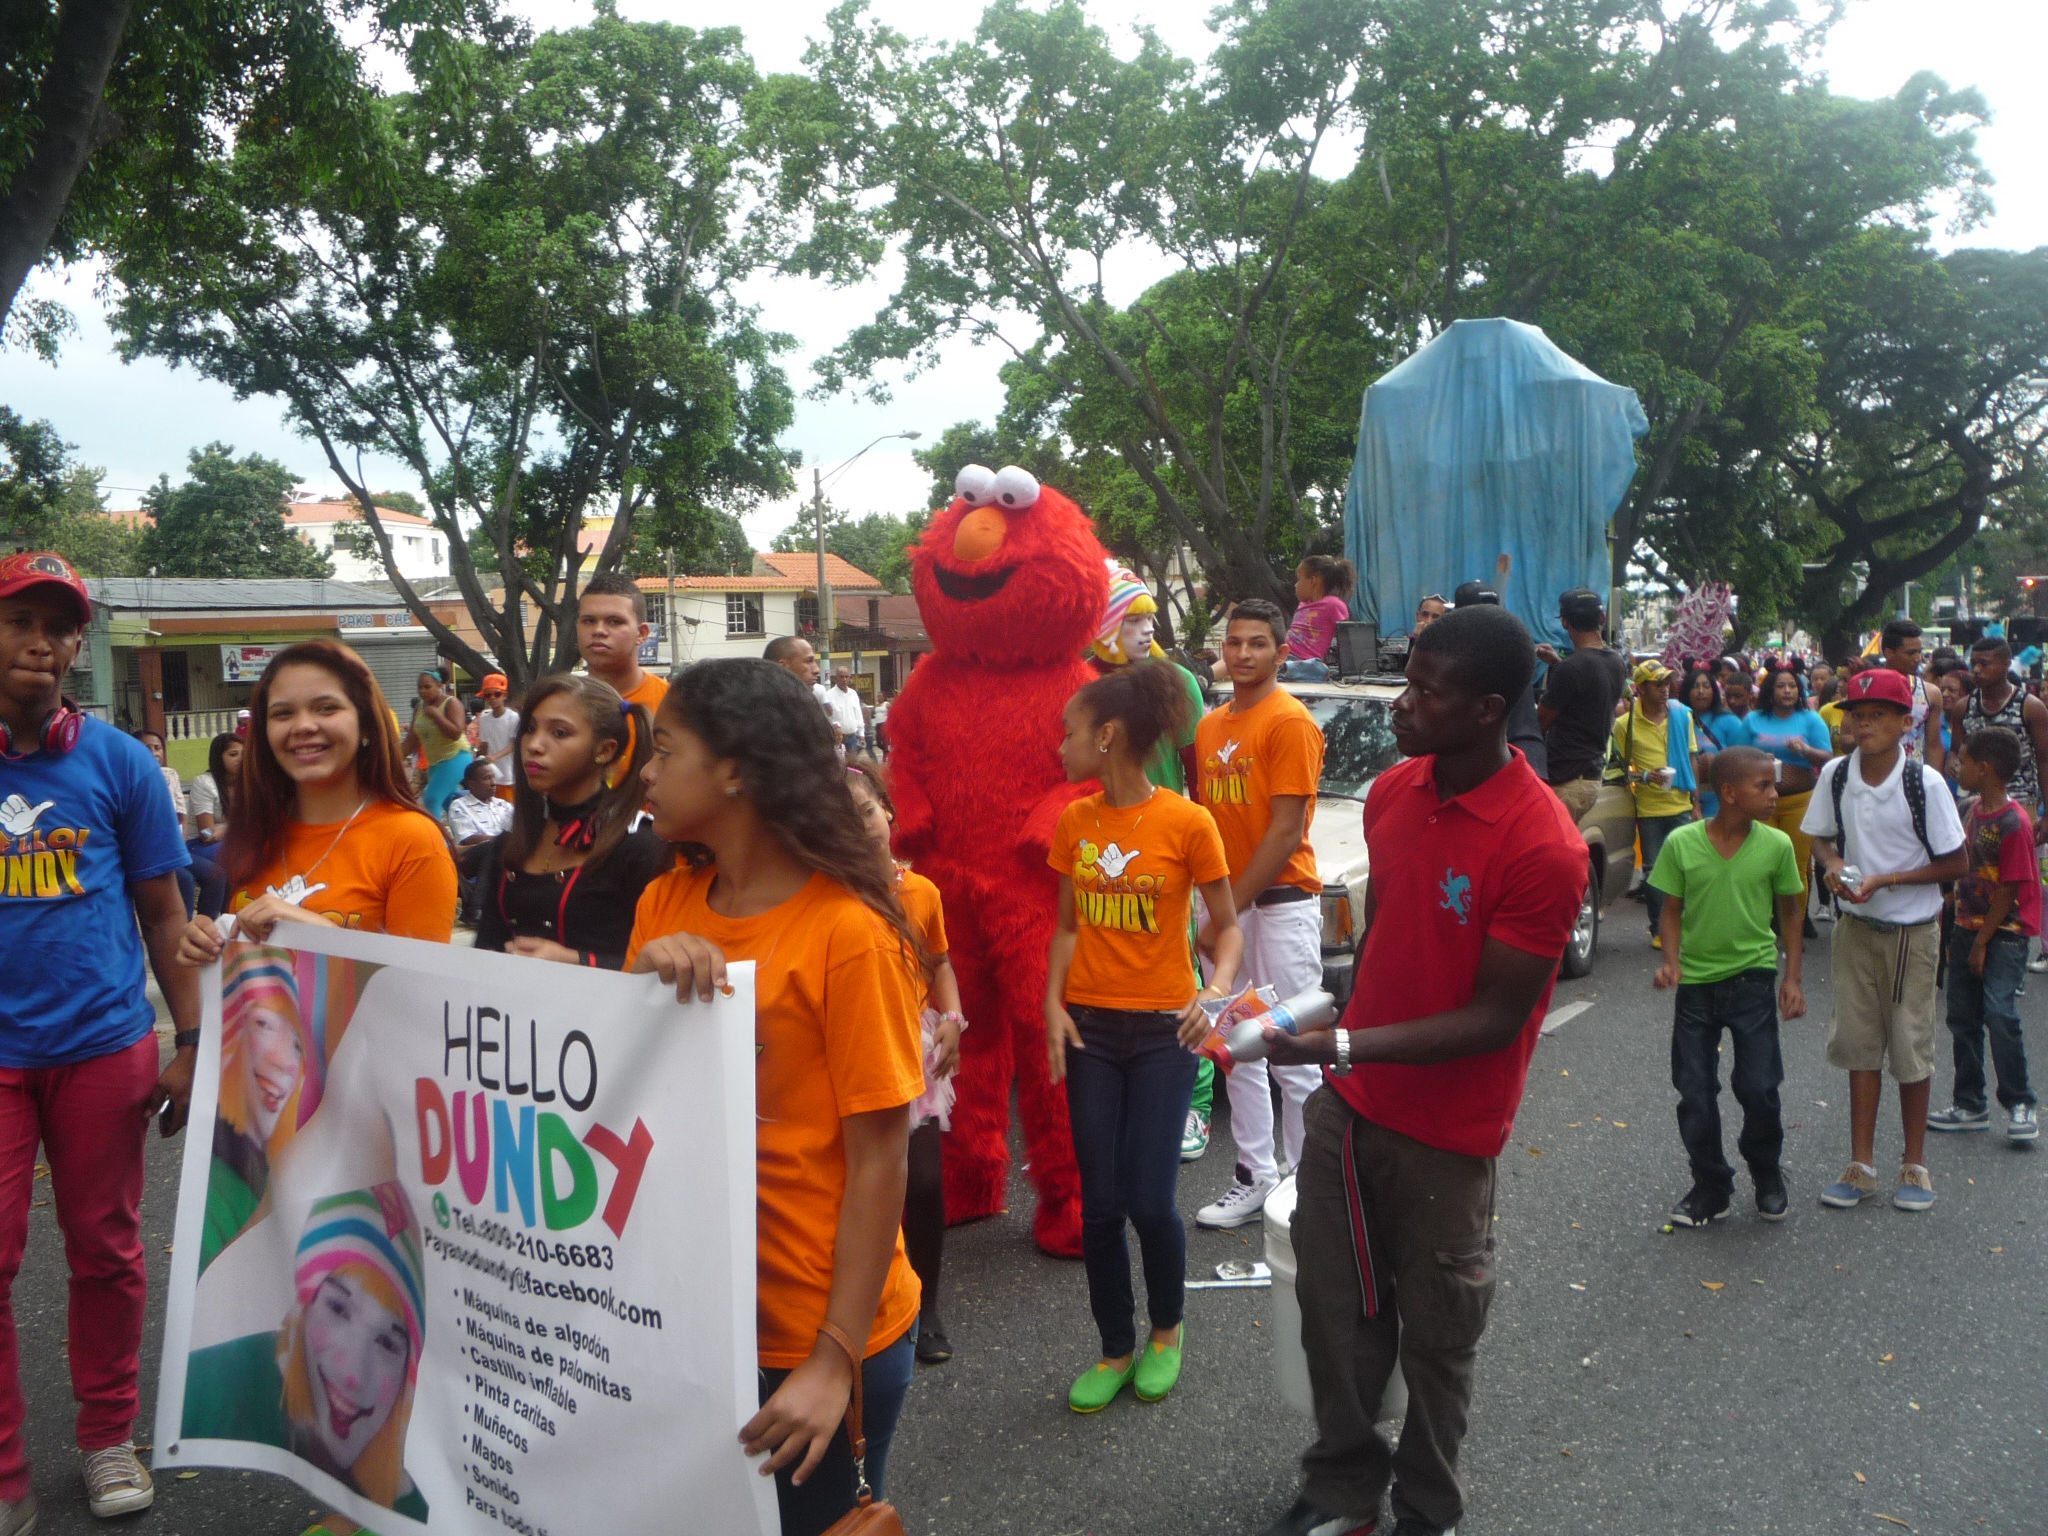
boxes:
[473,671,520,801]
[1802,665,1967,1211]
[0,553,197,1525]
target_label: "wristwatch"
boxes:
[173,1029,201,1050]
[1331,1028,1353,1077]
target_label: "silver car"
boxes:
[1283,678,1637,1002]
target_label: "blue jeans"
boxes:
[758,1325,915,1536]
[1671,968,1784,1194]
[1639,811,1693,933]
[1062,1004,1197,1358]
[1945,929,2036,1112]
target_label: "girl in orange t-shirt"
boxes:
[846,757,965,1366]
[1046,661,1241,1413]
[177,640,456,966]
[627,660,925,1536]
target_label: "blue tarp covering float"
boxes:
[1342,317,1649,651]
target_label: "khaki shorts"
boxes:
[1826,916,1940,1082]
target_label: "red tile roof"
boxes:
[754,550,882,591]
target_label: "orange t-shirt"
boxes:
[625,867,924,1367]
[897,868,949,960]
[614,671,668,781]
[229,799,457,942]
[1194,687,1323,894]
[1049,789,1228,1011]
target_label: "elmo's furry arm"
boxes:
[1019,779,1096,865]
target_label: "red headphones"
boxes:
[0,698,84,760]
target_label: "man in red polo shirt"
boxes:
[1257,604,1586,1536]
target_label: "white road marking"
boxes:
[1541,1000,1593,1036]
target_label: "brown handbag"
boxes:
[818,1322,908,1536]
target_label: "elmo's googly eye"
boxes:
[955,464,998,507]
[992,465,1040,509]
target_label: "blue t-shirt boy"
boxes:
[0,718,188,1067]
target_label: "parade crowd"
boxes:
[0,510,2038,1536]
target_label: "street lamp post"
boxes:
[813,429,921,663]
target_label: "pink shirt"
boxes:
[1285,595,1350,661]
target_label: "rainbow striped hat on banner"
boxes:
[293,1184,427,1383]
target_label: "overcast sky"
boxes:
[4,0,2042,550]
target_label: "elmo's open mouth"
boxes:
[934,565,1014,602]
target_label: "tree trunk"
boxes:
[0,0,138,328]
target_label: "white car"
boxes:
[1281,678,1637,1002]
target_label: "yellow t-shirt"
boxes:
[625,867,923,1367]
[1610,706,1698,818]
[1049,789,1229,1011]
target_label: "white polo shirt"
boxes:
[1801,750,1964,925]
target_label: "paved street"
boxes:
[13,904,2046,1534]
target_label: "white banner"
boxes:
[153,925,774,1536]
[220,644,288,683]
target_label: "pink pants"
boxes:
[0,1033,159,1496]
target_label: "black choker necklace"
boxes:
[548,792,606,852]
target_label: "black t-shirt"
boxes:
[1542,645,1629,785]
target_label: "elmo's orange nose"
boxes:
[952,507,1007,563]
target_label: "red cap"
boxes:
[0,552,91,629]
[1842,666,1913,711]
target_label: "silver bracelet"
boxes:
[1331,1028,1353,1077]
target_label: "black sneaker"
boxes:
[1260,1494,1377,1536]
[1753,1166,1789,1222]
[1668,1184,1731,1228]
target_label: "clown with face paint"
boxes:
[181,1183,429,1523]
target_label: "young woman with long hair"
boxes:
[473,674,668,968]
[1742,661,1834,936]
[844,757,964,1365]
[627,659,926,1536]
[399,668,472,818]
[175,640,457,964]
[1046,660,1241,1413]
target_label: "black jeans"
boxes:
[1671,968,1784,1194]
[1062,1003,1197,1358]
[758,1325,916,1536]
[1294,1089,1497,1534]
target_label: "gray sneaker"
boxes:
[1928,1104,1992,1132]
[81,1442,152,1518]
[2009,1103,2040,1143]
[0,1492,35,1536]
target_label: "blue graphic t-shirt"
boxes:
[0,718,188,1066]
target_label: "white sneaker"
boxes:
[2029,950,2048,974]
[81,1442,152,1518]
[2010,1103,2041,1142]
[1196,1177,1276,1229]
[0,1491,35,1536]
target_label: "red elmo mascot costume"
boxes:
[887,464,1109,1258]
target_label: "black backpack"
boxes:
[1825,755,1944,865]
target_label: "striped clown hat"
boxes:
[221,947,345,1138]
[293,1183,427,1385]
[1092,561,1163,665]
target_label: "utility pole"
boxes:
[664,546,677,670]
[814,466,833,651]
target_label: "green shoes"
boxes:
[1068,1356,1137,1413]
[1134,1328,1185,1402]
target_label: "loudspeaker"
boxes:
[1334,622,1379,677]
[2011,617,2048,650]
[1949,618,1990,650]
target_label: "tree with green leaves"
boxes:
[136,443,332,579]
[112,12,809,684]
[0,407,142,574]
[0,0,487,347]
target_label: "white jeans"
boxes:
[1222,899,1325,1184]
